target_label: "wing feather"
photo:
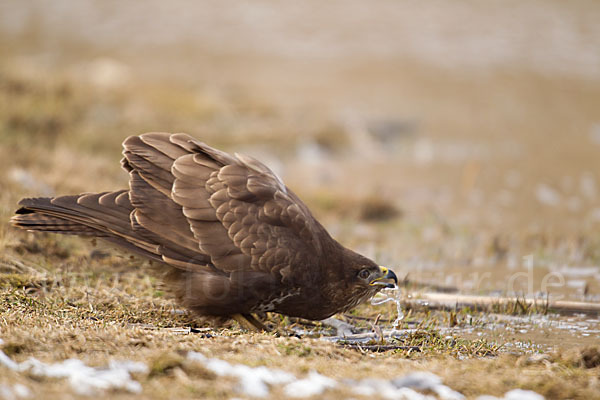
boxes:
[162,133,324,284]
[15,133,329,297]
[26,132,328,286]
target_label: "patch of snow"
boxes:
[188,352,461,398]
[504,389,545,400]
[2,348,472,399]
[0,385,13,400]
[0,349,147,396]
[0,350,19,371]
[351,379,435,400]
[394,371,443,390]
[0,384,31,399]
[393,372,465,400]
[109,360,149,374]
[284,371,337,398]
[11,385,30,399]
[477,389,545,400]
[187,351,294,397]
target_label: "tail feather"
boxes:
[10,192,164,263]
[13,194,123,235]
[11,212,102,236]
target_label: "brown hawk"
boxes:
[11,133,397,325]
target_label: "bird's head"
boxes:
[353,263,398,291]
[332,250,398,312]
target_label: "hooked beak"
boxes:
[369,266,398,289]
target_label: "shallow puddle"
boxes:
[310,286,600,355]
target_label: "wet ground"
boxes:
[299,288,600,353]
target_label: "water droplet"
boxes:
[370,285,404,333]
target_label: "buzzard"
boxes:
[11,133,397,326]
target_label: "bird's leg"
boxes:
[232,313,270,332]
[243,313,270,331]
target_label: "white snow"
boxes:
[351,379,435,400]
[0,385,13,400]
[283,371,337,398]
[477,389,545,400]
[188,352,338,398]
[1,344,547,400]
[0,384,31,400]
[187,351,295,397]
[11,385,30,399]
[0,350,19,371]
[0,349,147,396]
[504,389,545,400]
[187,352,468,400]
[393,372,465,400]
[349,372,464,400]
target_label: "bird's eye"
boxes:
[358,269,370,280]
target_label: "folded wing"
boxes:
[122,132,324,284]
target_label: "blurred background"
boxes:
[1,0,600,301]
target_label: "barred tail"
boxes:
[10,192,163,262]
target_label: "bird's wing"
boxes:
[122,132,323,283]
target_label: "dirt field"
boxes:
[1,1,599,399]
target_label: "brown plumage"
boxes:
[11,133,397,321]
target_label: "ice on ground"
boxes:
[0,349,147,396]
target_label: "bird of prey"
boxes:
[11,133,397,327]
